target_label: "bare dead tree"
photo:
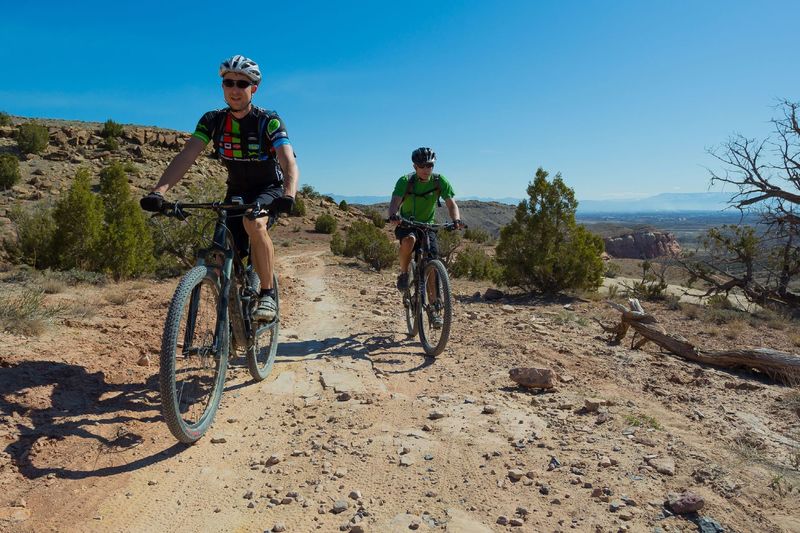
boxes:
[681,100,800,313]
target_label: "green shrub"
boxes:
[52,168,104,271]
[464,227,490,244]
[0,154,21,189]
[315,213,338,234]
[291,195,306,217]
[100,119,124,139]
[151,173,225,275]
[343,220,396,270]
[322,195,335,203]
[451,244,499,281]
[299,184,319,199]
[437,228,463,268]
[604,261,621,278]
[104,136,120,151]
[16,122,50,154]
[338,199,349,212]
[364,208,386,228]
[623,260,668,301]
[0,111,11,127]
[99,162,155,278]
[495,168,604,294]
[330,232,345,255]
[6,203,57,269]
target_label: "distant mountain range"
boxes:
[327,192,734,213]
[576,192,732,213]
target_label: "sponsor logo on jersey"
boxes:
[267,119,281,135]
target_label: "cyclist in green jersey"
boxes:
[388,147,463,295]
[141,55,298,322]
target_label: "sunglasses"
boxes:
[418,163,435,169]
[222,79,254,89]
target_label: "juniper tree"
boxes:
[495,167,604,294]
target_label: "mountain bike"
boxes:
[396,216,465,357]
[154,198,280,444]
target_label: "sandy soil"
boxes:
[1,239,800,533]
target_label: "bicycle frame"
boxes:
[162,200,275,354]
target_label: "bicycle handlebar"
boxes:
[387,215,467,231]
[157,200,276,220]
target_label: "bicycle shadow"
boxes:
[0,359,184,480]
[274,330,436,374]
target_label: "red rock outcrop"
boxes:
[603,231,681,259]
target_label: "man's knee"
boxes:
[244,218,268,236]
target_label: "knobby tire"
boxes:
[418,259,453,357]
[159,266,228,444]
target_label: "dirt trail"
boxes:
[2,242,799,532]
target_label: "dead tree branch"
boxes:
[604,299,800,384]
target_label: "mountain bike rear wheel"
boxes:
[247,271,280,381]
[160,266,228,444]
[418,259,452,357]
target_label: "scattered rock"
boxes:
[666,491,704,514]
[482,405,497,414]
[331,500,349,514]
[428,410,446,420]
[272,523,286,532]
[583,397,606,412]
[484,288,504,300]
[647,456,676,476]
[509,367,555,389]
[508,469,524,481]
[210,436,227,444]
[266,454,282,466]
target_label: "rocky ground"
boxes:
[1,234,799,532]
[1,118,799,532]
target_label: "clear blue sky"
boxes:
[1,1,797,201]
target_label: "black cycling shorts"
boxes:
[395,226,439,259]
[224,186,283,256]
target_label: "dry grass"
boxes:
[40,278,67,294]
[680,303,702,320]
[68,301,99,320]
[730,433,768,464]
[789,332,800,348]
[104,289,133,306]
[0,288,63,336]
[128,280,151,291]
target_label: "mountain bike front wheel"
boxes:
[160,266,228,444]
[247,271,280,381]
[404,259,419,337]
[418,259,453,357]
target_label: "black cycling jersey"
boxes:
[192,106,291,192]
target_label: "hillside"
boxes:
[0,118,799,532]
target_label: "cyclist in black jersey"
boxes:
[141,55,298,322]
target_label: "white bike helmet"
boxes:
[219,55,262,84]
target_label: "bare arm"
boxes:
[445,197,461,222]
[151,137,207,194]
[388,195,403,219]
[276,144,299,197]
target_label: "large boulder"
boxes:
[603,231,681,259]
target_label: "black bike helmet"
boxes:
[411,147,436,166]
